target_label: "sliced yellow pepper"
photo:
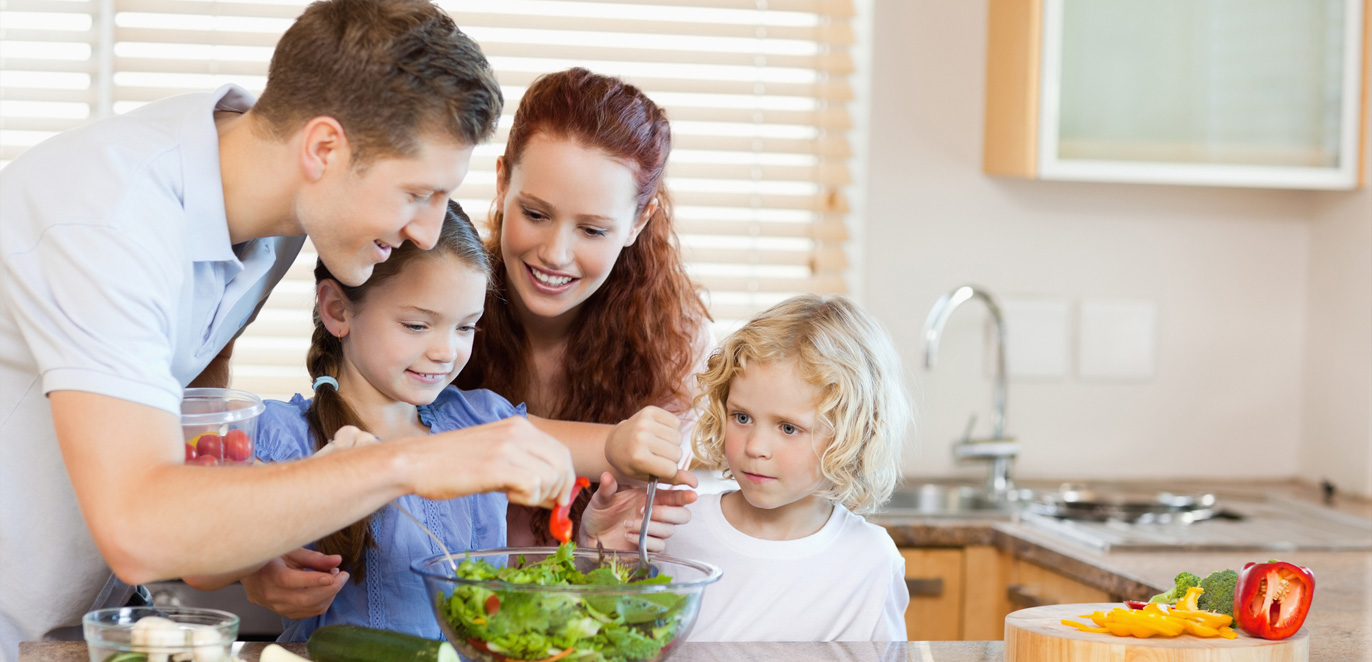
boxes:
[1177,586,1204,611]
[1061,618,1110,634]
[1168,609,1233,629]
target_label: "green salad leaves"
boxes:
[439,544,688,662]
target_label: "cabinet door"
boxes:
[961,546,1014,640]
[1007,558,1111,609]
[901,549,964,641]
[985,0,1369,189]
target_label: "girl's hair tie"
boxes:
[313,375,339,392]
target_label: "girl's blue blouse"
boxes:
[253,386,523,642]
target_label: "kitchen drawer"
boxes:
[1006,558,1111,608]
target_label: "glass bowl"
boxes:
[83,606,238,662]
[414,547,721,662]
[180,387,264,466]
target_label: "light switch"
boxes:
[1078,299,1157,380]
[1001,298,1071,380]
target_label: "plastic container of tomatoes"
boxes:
[180,387,264,466]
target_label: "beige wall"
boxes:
[860,0,1370,493]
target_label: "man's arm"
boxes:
[187,340,235,389]
[51,391,575,585]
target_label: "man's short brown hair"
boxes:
[253,0,502,165]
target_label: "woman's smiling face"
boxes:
[496,133,649,328]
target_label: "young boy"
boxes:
[0,2,580,658]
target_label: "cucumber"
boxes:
[306,625,458,662]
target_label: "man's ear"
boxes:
[316,279,351,339]
[625,196,658,247]
[299,117,350,182]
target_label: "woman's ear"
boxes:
[625,196,658,247]
[494,156,508,218]
[299,116,349,182]
[316,280,351,339]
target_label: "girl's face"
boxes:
[330,255,487,407]
[723,359,831,516]
[495,134,651,328]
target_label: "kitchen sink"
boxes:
[879,480,1032,518]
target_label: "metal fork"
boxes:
[633,478,659,579]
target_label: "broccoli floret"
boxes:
[1149,571,1202,604]
[1197,569,1239,617]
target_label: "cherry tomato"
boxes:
[191,453,220,466]
[184,443,197,462]
[195,434,224,459]
[484,595,500,615]
[550,477,591,544]
[224,429,252,462]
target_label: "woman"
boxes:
[457,67,712,545]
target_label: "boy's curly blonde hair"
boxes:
[692,294,912,515]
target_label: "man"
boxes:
[0,1,577,657]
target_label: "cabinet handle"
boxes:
[905,577,944,597]
[1006,584,1048,608]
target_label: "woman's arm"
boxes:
[529,408,696,486]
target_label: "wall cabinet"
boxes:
[984,0,1369,189]
[901,546,1117,640]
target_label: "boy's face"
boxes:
[723,359,831,516]
[495,134,648,330]
[336,255,487,409]
[305,134,474,287]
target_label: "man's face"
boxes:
[303,134,474,287]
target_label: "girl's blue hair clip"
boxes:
[313,375,339,391]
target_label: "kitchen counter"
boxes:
[19,480,1370,662]
[21,640,1007,662]
[873,478,1372,662]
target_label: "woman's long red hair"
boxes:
[458,67,709,425]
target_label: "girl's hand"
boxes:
[412,416,575,509]
[578,472,696,552]
[317,425,381,457]
[240,547,348,619]
[605,407,698,487]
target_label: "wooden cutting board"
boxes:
[1004,603,1309,662]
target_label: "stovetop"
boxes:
[1019,491,1372,552]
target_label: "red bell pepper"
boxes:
[550,476,591,544]
[1234,560,1314,640]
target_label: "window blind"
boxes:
[0,0,856,401]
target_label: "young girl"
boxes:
[215,202,675,640]
[589,294,913,641]
[455,67,713,545]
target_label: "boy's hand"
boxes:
[241,547,348,619]
[579,472,696,552]
[605,407,698,487]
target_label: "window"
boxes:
[0,0,857,400]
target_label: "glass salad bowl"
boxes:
[413,546,721,662]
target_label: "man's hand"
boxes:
[579,472,696,552]
[241,547,348,619]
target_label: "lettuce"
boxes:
[440,543,687,662]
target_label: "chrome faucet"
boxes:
[923,285,1020,499]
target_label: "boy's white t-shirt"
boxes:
[667,492,909,642]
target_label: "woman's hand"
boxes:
[605,407,697,487]
[240,547,349,619]
[410,416,576,509]
[578,472,696,552]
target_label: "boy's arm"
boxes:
[51,391,574,585]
